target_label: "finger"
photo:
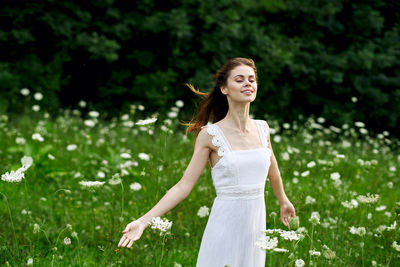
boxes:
[127,239,134,248]
[281,216,287,226]
[118,236,126,247]
[122,225,130,233]
[122,238,130,247]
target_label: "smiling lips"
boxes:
[242,90,254,95]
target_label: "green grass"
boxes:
[0,106,399,266]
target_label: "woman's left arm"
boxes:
[266,124,296,228]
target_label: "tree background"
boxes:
[1,0,399,135]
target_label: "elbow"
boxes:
[176,182,191,199]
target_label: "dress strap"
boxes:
[254,120,270,148]
[201,124,231,156]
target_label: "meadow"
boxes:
[1,92,399,266]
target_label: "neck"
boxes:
[223,104,252,134]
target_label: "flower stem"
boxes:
[159,233,167,267]
[0,192,18,257]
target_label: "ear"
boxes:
[220,85,228,95]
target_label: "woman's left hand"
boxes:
[280,201,296,229]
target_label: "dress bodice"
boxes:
[201,119,272,200]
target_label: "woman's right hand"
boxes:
[118,219,148,248]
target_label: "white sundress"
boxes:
[196,119,272,267]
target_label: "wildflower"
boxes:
[295,259,305,267]
[1,167,25,183]
[197,206,210,218]
[120,153,131,159]
[97,171,105,179]
[88,111,99,118]
[78,100,86,108]
[129,182,142,191]
[136,117,157,125]
[15,137,26,145]
[32,133,44,142]
[27,258,33,265]
[309,249,321,256]
[138,152,150,161]
[330,172,340,180]
[355,121,365,128]
[79,181,105,187]
[289,217,300,230]
[305,196,316,205]
[392,241,400,252]
[280,230,300,241]
[32,105,40,112]
[33,224,40,234]
[48,154,55,160]
[376,205,386,211]
[273,135,281,143]
[63,237,71,245]
[309,212,320,225]
[301,170,309,177]
[167,111,178,118]
[138,104,145,111]
[273,248,289,253]
[20,88,30,96]
[33,92,43,101]
[66,224,72,231]
[281,152,290,160]
[71,232,78,238]
[67,144,77,151]
[109,174,122,185]
[121,114,129,120]
[387,221,397,231]
[349,226,366,236]
[175,100,184,108]
[21,156,33,169]
[307,161,316,168]
[123,121,134,127]
[322,245,336,259]
[84,120,95,127]
[357,193,379,204]
[150,217,172,236]
[341,199,358,209]
[255,236,278,250]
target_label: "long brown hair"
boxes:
[181,57,258,137]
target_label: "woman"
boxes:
[117,57,296,266]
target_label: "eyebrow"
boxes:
[233,75,255,78]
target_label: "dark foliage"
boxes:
[0,0,399,135]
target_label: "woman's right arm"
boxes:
[118,127,212,248]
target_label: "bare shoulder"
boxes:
[194,126,213,151]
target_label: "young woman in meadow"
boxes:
[118,57,296,266]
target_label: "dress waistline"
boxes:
[215,183,265,200]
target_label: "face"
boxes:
[220,65,257,103]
